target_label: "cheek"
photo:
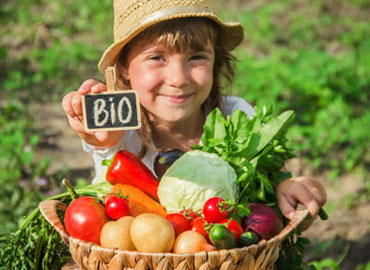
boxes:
[191,66,213,91]
[128,71,157,107]
[128,65,160,93]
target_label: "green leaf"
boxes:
[254,110,295,154]
[231,109,253,142]
[236,203,251,218]
[201,108,228,143]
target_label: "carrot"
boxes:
[111,184,167,217]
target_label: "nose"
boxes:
[166,57,189,88]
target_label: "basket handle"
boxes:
[273,203,310,242]
[39,200,69,244]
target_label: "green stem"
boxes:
[19,207,40,232]
[62,179,78,201]
[101,157,114,168]
[34,235,44,270]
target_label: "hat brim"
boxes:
[98,12,243,72]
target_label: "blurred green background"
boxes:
[0,0,369,269]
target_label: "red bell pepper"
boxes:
[102,150,159,201]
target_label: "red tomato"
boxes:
[219,219,244,242]
[203,197,230,223]
[179,209,199,220]
[64,197,109,245]
[105,195,130,220]
[166,213,191,236]
[191,217,209,241]
[103,193,115,204]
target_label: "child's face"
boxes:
[121,38,215,124]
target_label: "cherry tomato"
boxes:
[203,197,230,223]
[191,217,209,241]
[105,195,130,220]
[179,209,199,221]
[219,219,244,242]
[64,196,109,245]
[166,213,191,237]
[103,192,115,204]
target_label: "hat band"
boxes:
[116,6,216,42]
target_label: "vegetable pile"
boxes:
[62,184,283,254]
[0,182,112,270]
[0,105,313,269]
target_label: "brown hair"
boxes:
[115,17,236,157]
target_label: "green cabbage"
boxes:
[158,150,239,213]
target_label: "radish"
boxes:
[242,203,282,240]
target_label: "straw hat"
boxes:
[98,0,244,72]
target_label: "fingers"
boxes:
[301,177,327,208]
[91,82,107,93]
[62,92,86,135]
[62,91,84,124]
[78,79,107,94]
[278,183,319,218]
[277,192,297,219]
[277,176,327,219]
[293,178,321,218]
[78,79,97,94]
[305,195,320,218]
[62,91,81,119]
[62,79,124,147]
[64,79,108,121]
[71,92,84,120]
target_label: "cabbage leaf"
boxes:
[158,150,239,213]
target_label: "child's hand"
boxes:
[62,79,125,147]
[276,176,327,219]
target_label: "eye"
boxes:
[190,54,206,61]
[148,55,164,61]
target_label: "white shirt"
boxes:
[82,96,254,184]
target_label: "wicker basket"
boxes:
[39,200,309,270]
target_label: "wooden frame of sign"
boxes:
[82,67,141,132]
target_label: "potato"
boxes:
[130,213,175,252]
[100,216,135,250]
[173,231,207,254]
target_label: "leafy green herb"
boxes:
[0,182,112,270]
[193,105,295,207]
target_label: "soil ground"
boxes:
[32,102,370,269]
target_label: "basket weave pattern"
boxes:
[40,200,308,270]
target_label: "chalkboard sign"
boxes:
[82,90,141,131]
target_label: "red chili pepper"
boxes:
[102,150,159,201]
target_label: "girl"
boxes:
[62,0,326,220]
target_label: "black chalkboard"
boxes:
[82,90,141,131]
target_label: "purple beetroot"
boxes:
[242,203,282,240]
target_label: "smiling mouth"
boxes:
[160,93,193,104]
